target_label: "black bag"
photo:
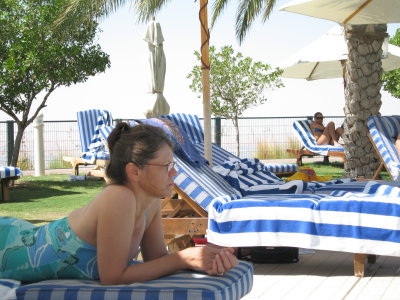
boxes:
[237,247,299,264]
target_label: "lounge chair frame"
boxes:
[287,147,346,166]
[367,115,400,181]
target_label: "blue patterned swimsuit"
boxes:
[0,217,98,282]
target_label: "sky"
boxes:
[1,0,399,122]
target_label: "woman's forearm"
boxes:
[101,251,185,285]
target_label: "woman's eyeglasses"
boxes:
[315,116,324,120]
[145,161,176,172]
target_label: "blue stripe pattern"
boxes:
[161,113,204,144]
[0,167,22,179]
[14,261,253,300]
[367,115,400,180]
[174,156,241,211]
[293,120,343,155]
[77,110,112,163]
[207,184,400,255]
[161,113,297,173]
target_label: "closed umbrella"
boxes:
[144,18,170,118]
[279,0,400,25]
[282,26,400,80]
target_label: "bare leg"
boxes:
[326,122,341,146]
[336,127,344,138]
[317,122,341,146]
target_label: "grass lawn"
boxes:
[0,175,104,224]
[0,163,390,225]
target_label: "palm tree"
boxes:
[61,0,384,178]
[211,0,384,178]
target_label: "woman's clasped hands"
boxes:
[179,245,238,276]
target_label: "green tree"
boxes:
[188,45,283,155]
[0,0,110,166]
[382,28,400,99]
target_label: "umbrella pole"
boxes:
[199,0,212,164]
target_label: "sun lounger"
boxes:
[1,119,254,300]
[3,261,253,300]
[176,154,400,276]
[367,115,400,180]
[0,166,22,201]
[287,119,346,165]
[160,113,297,176]
[63,109,112,178]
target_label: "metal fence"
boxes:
[0,116,345,170]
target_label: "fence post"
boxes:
[214,117,221,146]
[34,114,45,176]
[6,121,14,165]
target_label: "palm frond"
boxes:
[210,0,232,28]
[261,0,276,22]
[236,0,276,43]
[134,0,172,23]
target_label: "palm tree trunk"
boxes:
[342,24,387,178]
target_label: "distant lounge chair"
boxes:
[160,113,297,177]
[0,166,22,201]
[287,119,346,166]
[367,115,400,180]
[63,109,112,178]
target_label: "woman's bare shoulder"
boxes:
[98,185,136,206]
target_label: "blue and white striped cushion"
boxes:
[15,261,253,300]
[193,142,297,173]
[193,143,234,166]
[293,120,343,155]
[77,110,112,163]
[161,113,297,174]
[174,156,241,212]
[213,158,286,195]
[0,167,22,179]
[367,115,400,180]
[160,113,204,144]
[263,163,297,173]
[0,279,20,300]
[207,191,400,256]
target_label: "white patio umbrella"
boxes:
[143,18,170,118]
[279,0,400,25]
[282,26,400,80]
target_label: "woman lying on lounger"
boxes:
[0,123,237,284]
[311,112,344,146]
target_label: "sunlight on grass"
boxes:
[1,175,104,224]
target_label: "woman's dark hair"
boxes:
[106,122,173,185]
[314,112,323,119]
